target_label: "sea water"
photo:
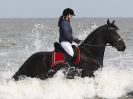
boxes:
[0,18,133,99]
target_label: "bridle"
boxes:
[81,26,122,48]
[107,27,123,48]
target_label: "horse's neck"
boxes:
[83,26,107,45]
[79,26,107,65]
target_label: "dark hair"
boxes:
[58,15,64,27]
[58,8,75,27]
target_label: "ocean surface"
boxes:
[0,18,133,99]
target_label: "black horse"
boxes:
[12,19,126,80]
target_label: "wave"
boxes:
[0,65,133,99]
[0,21,133,99]
[0,39,17,48]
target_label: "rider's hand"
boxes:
[73,38,82,44]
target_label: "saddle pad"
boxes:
[74,47,80,64]
[51,47,80,67]
[51,52,66,67]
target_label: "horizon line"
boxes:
[0,16,133,19]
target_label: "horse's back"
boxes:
[12,51,52,80]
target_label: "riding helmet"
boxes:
[63,8,76,16]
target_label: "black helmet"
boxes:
[63,8,75,16]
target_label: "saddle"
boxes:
[51,42,80,67]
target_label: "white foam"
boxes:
[95,66,133,98]
[0,21,133,99]
[0,66,133,99]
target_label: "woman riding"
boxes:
[58,8,81,65]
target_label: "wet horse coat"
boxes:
[12,19,126,80]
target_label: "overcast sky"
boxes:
[0,0,132,18]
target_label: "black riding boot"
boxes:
[47,53,81,79]
[64,53,78,79]
[47,54,74,78]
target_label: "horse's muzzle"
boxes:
[116,39,126,51]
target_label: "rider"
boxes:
[58,8,81,66]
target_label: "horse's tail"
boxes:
[12,65,27,81]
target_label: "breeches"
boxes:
[60,41,74,57]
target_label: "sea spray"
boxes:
[119,52,123,68]
[0,18,133,99]
[0,66,133,99]
[32,24,50,52]
[78,22,97,40]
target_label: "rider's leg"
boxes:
[60,41,74,57]
[61,41,76,79]
[60,41,75,64]
[61,41,74,60]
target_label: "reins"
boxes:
[80,43,111,48]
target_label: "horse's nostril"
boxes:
[123,46,126,51]
[118,45,126,51]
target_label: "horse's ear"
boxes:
[107,19,110,25]
[112,20,115,24]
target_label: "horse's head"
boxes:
[106,19,126,51]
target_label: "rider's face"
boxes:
[66,14,73,22]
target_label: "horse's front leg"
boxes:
[80,62,97,78]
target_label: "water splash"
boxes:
[78,22,97,40]
[1,66,133,99]
[24,24,51,54]
[119,52,123,68]
[0,19,133,99]
[32,24,50,52]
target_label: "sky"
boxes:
[0,0,132,18]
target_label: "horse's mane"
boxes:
[81,22,119,45]
[89,23,119,37]
[108,23,119,30]
[82,24,107,44]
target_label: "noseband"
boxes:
[107,27,123,48]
